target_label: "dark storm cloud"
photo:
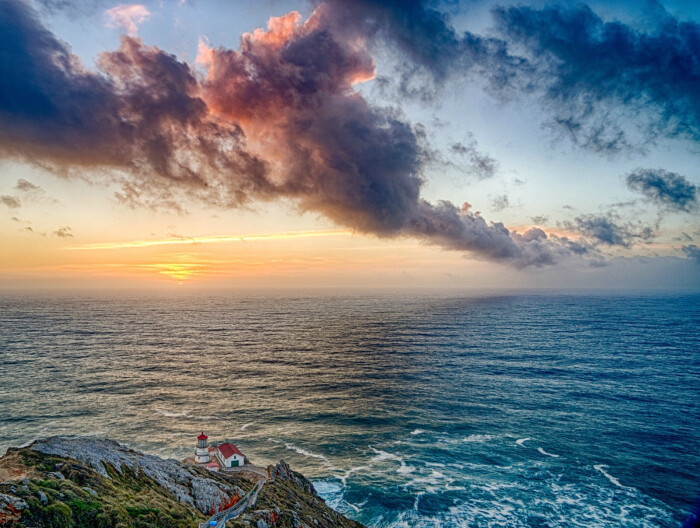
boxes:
[566,214,654,248]
[0,0,598,268]
[328,1,700,151]
[625,169,698,212]
[404,201,593,268]
[492,4,700,149]
[494,4,699,150]
[199,7,590,267]
[1,195,21,208]
[0,0,267,208]
[314,0,528,103]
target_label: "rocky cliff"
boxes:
[0,437,364,528]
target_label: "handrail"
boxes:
[199,479,266,528]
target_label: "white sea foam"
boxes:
[537,447,560,458]
[515,437,531,447]
[240,422,255,431]
[594,464,624,488]
[154,409,216,421]
[396,463,416,475]
[314,478,363,515]
[463,434,497,443]
[371,448,414,475]
[410,429,426,435]
[284,442,333,466]
[412,492,424,511]
[313,480,343,509]
[338,465,370,486]
[371,449,401,462]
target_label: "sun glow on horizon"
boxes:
[65,229,353,251]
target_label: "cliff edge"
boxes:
[0,437,364,528]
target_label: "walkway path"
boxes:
[199,479,266,528]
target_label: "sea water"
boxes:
[0,291,698,527]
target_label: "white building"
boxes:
[216,442,245,468]
[195,432,210,463]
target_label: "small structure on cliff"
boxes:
[216,442,246,468]
[195,432,210,463]
[193,432,247,471]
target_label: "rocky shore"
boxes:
[0,437,364,528]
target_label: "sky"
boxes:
[0,0,699,290]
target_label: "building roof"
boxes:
[197,432,208,440]
[218,443,244,459]
[206,462,219,468]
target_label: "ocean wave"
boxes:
[515,437,531,447]
[537,447,559,458]
[371,448,415,475]
[338,465,370,486]
[240,422,255,431]
[410,429,426,435]
[368,474,676,528]
[154,409,216,421]
[594,464,625,488]
[284,442,333,466]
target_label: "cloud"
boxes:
[0,0,598,269]
[530,215,548,225]
[565,213,654,248]
[625,169,697,212]
[0,0,265,210]
[105,4,150,37]
[1,195,21,208]
[317,0,525,101]
[332,1,700,152]
[35,0,108,15]
[493,4,700,150]
[683,245,700,264]
[53,226,73,238]
[491,194,509,212]
[15,179,41,193]
[450,137,498,180]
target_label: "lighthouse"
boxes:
[195,432,210,463]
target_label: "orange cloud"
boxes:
[105,4,150,37]
[247,12,303,47]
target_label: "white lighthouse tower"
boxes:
[195,432,210,463]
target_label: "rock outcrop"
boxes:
[0,437,364,528]
[31,437,243,515]
[267,460,316,496]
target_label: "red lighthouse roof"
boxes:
[197,432,208,440]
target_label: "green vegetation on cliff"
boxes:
[0,438,364,528]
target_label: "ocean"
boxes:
[0,291,698,527]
